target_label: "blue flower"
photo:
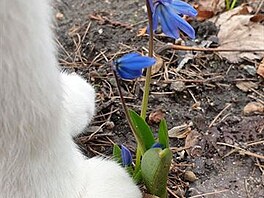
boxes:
[113,53,156,80]
[151,0,197,39]
[151,142,164,149]
[121,145,133,166]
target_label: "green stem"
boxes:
[230,0,237,9]
[112,70,143,168]
[134,147,142,176]
[135,0,154,176]
[225,0,230,10]
[140,0,154,119]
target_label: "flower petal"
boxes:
[169,0,198,17]
[117,67,143,80]
[157,3,180,39]
[152,4,159,31]
[116,53,141,63]
[172,12,196,39]
[117,53,156,70]
[121,145,132,166]
[158,3,196,39]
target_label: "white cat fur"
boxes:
[0,0,141,197]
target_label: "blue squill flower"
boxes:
[113,53,156,80]
[151,142,164,149]
[151,0,197,39]
[121,145,133,166]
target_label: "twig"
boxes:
[88,122,108,141]
[209,103,232,128]
[250,88,264,99]
[167,187,180,198]
[248,95,264,105]
[156,44,264,54]
[189,189,229,198]
[217,142,264,160]
[246,140,264,147]
[55,38,73,62]
[256,0,264,15]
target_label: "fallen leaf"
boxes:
[194,0,225,16]
[151,56,163,75]
[185,130,201,157]
[235,81,258,92]
[197,9,215,21]
[137,27,147,37]
[149,108,165,124]
[168,123,193,138]
[237,5,252,15]
[250,14,264,23]
[257,58,264,78]
[211,6,264,62]
[243,102,264,115]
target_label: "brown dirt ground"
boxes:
[53,0,264,197]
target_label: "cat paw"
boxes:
[60,72,95,136]
[82,158,142,198]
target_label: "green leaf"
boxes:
[128,109,155,152]
[125,165,134,177]
[141,148,172,198]
[113,144,122,164]
[158,119,169,148]
[132,168,143,184]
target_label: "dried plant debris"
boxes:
[212,5,264,62]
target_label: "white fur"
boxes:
[0,0,141,197]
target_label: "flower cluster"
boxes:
[111,1,197,197]
[150,0,197,39]
[113,1,197,80]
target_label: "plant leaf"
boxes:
[158,119,169,148]
[141,148,172,198]
[129,109,155,152]
[133,168,143,184]
[113,144,122,164]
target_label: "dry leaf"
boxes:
[185,130,201,157]
[257,58,264,78]
[243,102,264,115]
[168,123,193,138]
[148,108,165,124]
[235,81,258,92]
[250,14,264,23]
[237,5,252,15]
[151,56,163,75]
[194,0,225,15]
[211,6,264,62]
[137,27,147,37]
[197,9,215,21]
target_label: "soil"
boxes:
[53,0,264,197]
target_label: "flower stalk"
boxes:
[140,0,154,119]
[112,69,144,168]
